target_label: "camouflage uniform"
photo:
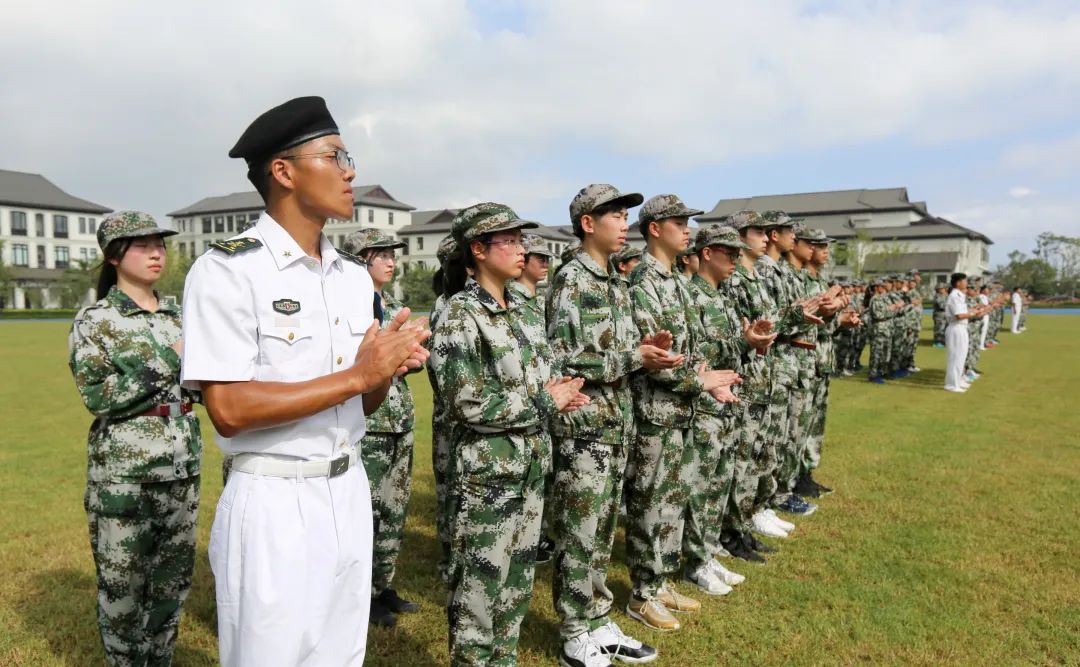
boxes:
[69,212,202,667]
[430,235,460,580]
[798,231,839,476]
[430,204,557,666]
[933,291,948,345]
[545,245,641,639]
[868,284,895,378]
[966,292,983,373]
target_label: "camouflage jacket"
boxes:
[69,287,202,483]
[430,278,558,487]
[366,291,416,433]
[933,292,948,314]
[507,280,546,338]
[627,251,706,427]
[545,249,640,444]
[725,264,776,404]
[427,292,451,428]
[687,274,747,415]
[869,293,895,328]
[803,270,839,376]
[756,255,811,391]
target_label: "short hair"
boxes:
[950,272,967,288]
[574,202,626,240]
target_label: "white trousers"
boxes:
[978,317,989,349]
[209,461,373,667]
[1011,309,1021,333]
[945,323,969,390]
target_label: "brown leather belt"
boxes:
[788,339,817,351]
[140,402,194,418]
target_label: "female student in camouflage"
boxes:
[343,229,422,627]
[68,211,202,667]
[430,202,589,666]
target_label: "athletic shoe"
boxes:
[908,366,921,373]
[561,632,613,667]
[590,622,658,664]
[721,533,765,564]
[369,596,397,627]
[683,564,732,596]
[707,559,745,586]
[379,587,420,614]
[752,511,789,538]
[944,386,967,393]
[763,508,796,532]
[868,376,887,385]
[776,495,818,516]
[793,473,820,499]
[625,598,680,632]
[657,583,701,613]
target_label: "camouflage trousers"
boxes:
[775,384,812,503]
[84,477,200,667]
[551,437,627,639]
[890,323,907,374]
[966,319,984,372]
[447,433,547,666]
[754,387,789,512]
[684,409,740,567]
[361,430,415,595]
[868,324,892,379]
[626,422,692,599]
[723,402,762,535]
[433,416,452,583]
[801,376,831,473]
[853,327,868,367]
[933,313,947,345]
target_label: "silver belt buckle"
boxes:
[167,402,183,418]
[329,454,350,478]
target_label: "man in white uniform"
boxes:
[1011,288,1023,334]
[944,272,977,393]
[181,96,430,666]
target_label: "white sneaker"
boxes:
[589,622,658,664]
[562,633,612,667]
[764,508,796,532]
[752,510,789,538]
[707,559,745,586]
[908,366,921,373]
[683,563,732,596]
[944,386,967,393]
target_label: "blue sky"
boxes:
[2,0,1079,265]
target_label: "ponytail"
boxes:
[95,238,132,300]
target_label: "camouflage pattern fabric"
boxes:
[625,251,706,599]
[69,286,202,666]
[430,278,558,665]
[801,271,837,476]
[427,292,454,582]
[803,377,831,472]
[966,294,984,373]
[544,249,640,638]
[868,292,895,378]
[96,210,176,250]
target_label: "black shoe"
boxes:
[748,534,777,554]
[794,473,820,498]
[809,473,833,496]
[722,533,765,564]
[536,535,555,564]
[369,597,397,627]
[379,587,420,614]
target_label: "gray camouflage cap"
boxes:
[795,226,831,244]
[436,235,459,264]
[694,225,750,253]
[612,244,643,264]
[97,210,176,251]
[522,233,554,258]
[759,210,802,229]
[638,194,705,225]
[452,202,538,243]
[725,210,765,231]
[342,228,406,256]
[569,184,644,225]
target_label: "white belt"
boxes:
[230,449,357,479]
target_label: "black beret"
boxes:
[229,96,339,165]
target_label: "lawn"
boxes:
[1,317,1078,666]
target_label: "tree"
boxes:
[994,250,1057,297]
[398,262,437,311]
[832,228,873,278]
[55,259,95,308]
[1033,232,1080,297]
[158,243,194,303]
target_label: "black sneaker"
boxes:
[723,533,765,563]
[369,596,397,627]
[536,535,555,564]
[379,588,420,614]
[748,534,777,554]
[809,473,833,496]
[793,473,820,498]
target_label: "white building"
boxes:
[0,168,111,309]
[397,209,578,270]
[695,187,992,285]
[167,184,415,258]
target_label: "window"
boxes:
[36,245,46,267]
[79,217,87,234]
[227,215,234,233]
[388,212,394,226]
[368,209,374,223]
[214,216,224,233]
[203,240,211,252]
[89,248,98,260]
[9,211,28,236]
[12,243,29,266]
[79,247,89,264]
[53,215,68,238]
[179,242,187,257]
[981,246,989,262]
[416,236,423,251]
[89,217,97,233]
[35,213,44,236]
[354,208,359,222]
[202,217,212,234]
[55,246,70,268]
[401,244,408,256]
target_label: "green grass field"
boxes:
[1,318,1078,666]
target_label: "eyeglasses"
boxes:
[484,239,524,250]
[282,148,355,172]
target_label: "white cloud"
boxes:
[942,199,1080,264]
[1009,187,1037,198]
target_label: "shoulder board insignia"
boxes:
[337,249,365,266]
[210,238,263,255]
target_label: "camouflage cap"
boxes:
[612,244,643,264]
[694,225,750,253]
[522,233,554,258]
[435,235,459,265]
[569,184,644,225]
[97,210,176,251]
[452,202,538,243]
[560,240,581,264]
[638,194,705,225]
[759,210,802,229]
[796,227,832,244]
[341,228,406,256]
[725,209,765,231]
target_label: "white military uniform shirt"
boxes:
[181,213,375,459]
[945,288,968,326]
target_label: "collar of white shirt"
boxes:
[255,213,344,274]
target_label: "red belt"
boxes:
[140,402,194,418]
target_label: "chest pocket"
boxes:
[261,316,315,345]
[348,315,373,336]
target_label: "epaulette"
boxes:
[210,237,263,255]
[337,249,366,266]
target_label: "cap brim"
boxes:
[605,192,645,210]
[128,227,179,239]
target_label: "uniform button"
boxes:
[335,317,340,325]
[336,356,343,365]
[288,332,295,341]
